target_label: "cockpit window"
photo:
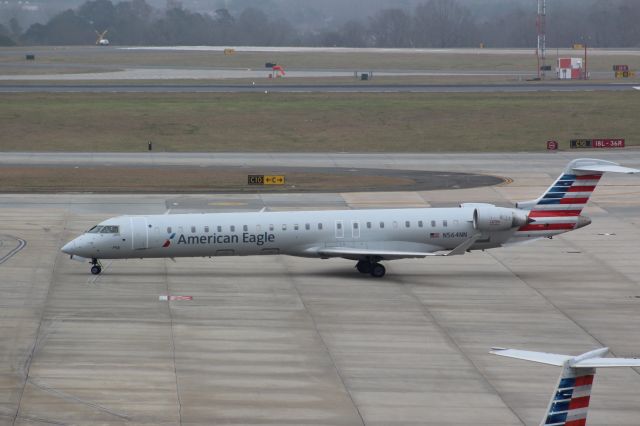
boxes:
[88,226,103,233]
[100,226,120,234]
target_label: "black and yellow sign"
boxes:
[248,175,285,185]
[264,175,285,185]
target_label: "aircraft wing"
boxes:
[317,247,437,260]
[315,234,481,260]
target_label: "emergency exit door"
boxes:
[130,217,149,250]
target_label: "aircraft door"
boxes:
[335,220,344,239]
[351,221,360,238]
[130,217,149,250]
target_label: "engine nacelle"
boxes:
[462,204,529,232]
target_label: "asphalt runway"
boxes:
[1,153,640,425]
[1,82,638,93]
[0,164,504,193]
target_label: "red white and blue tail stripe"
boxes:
[543,366,594,426]
[515,172,600,237]
[490,346,640,426]
[513,159,639,239]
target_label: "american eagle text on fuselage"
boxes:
[176,232,275,246]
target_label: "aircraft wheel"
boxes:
[90,265,102,275]
[370,263,386,278]
[356,260,371,274]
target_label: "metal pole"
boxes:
[584,44,588,80]
[537,0,547,79]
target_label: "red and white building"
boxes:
[557,57,583,80]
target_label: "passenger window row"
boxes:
[167,223,325,234]
[166,219,453,235]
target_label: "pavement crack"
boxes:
[164,258,183,425]
[284,258,366,426]
[392,267,527,426]
[28,378,130,421]
[11,214,68,426]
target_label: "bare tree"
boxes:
[369,8,412,47]
[412,0,476,47]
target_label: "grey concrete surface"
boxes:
[0,154,639,425]
[1,83,638,93]
[0,68,534,81]
[1,151,639,175]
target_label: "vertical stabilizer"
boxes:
[513,159,639,239]
[542,364,594,426]
[491,347,640,426]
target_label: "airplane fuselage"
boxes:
[65,207,514,261]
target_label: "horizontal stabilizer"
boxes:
[571,357,640,368]
[566,158,639,174]
[573,164,639,174]
[491,347,640,368]
[490,348,572,366]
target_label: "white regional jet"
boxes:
[491,347,640,426]
[61,159,638,277]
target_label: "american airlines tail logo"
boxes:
[163,233,176,248]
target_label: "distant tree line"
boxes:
[1,0,639,47]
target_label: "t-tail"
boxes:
[513,159,639,239]
[491,347,640,426]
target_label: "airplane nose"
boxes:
[61,239,76,255]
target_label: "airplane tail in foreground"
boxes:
[514,159,639,238]
[491,347,640,426]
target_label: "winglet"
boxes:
[445,233,481,256]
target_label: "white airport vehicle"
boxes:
[61,159,638,276]
[96,30,109,46]
[491,346,640,426]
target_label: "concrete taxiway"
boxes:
[1,153,639,425]
[1,83,638,93]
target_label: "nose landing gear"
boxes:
[90,258,102,275]
[355,259,386,278]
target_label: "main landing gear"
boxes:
[90,258,102,275]
[356,260,386,278]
